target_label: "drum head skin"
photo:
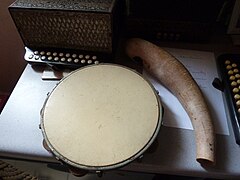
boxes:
[41,64,162,170]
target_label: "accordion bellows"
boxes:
[9,0,120,53]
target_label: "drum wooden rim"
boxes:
[40,64,162,171]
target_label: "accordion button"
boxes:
[35,55,40,60]
[92,56,97,60]
[234,94,240,100]
[61,57,66,62]
[48,56,53,61]
[41,56,46,60]
[67,58,72,62]
[79,54,84,59]
[81,59,86,64]
[231,81,237,86]
[46,52,51,56]
[66,53,71,57]
[59,53,64,57]
[228,70,234,75]
[237,100,240,106]
[28,54,34,59]
[226,65,232,70]
[233,88,239,93]
[40,51,45,55]
[74,59,79,63]
[94,61,99,64]
[34,51,39,55]
[234,69,239,73]
[85,55,90,59]
[72,54,77,58]
[87,60,92,64]
[232,63,238,68]
[238,108,240,113]
[225,60,231,65]
[53,52,57,56]
[54,57,59,61]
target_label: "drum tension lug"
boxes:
[96,170,103,177]
[137,155,144,162]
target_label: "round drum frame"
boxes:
[40,64,162,171]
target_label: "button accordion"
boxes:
[9,0,123,69]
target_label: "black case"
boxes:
[215,54,240,145]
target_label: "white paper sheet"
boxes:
[143,48,229,135]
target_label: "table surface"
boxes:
[1,46,240,179]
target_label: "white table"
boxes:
[0,62,240,179]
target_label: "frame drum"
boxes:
[40,64,162,171]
